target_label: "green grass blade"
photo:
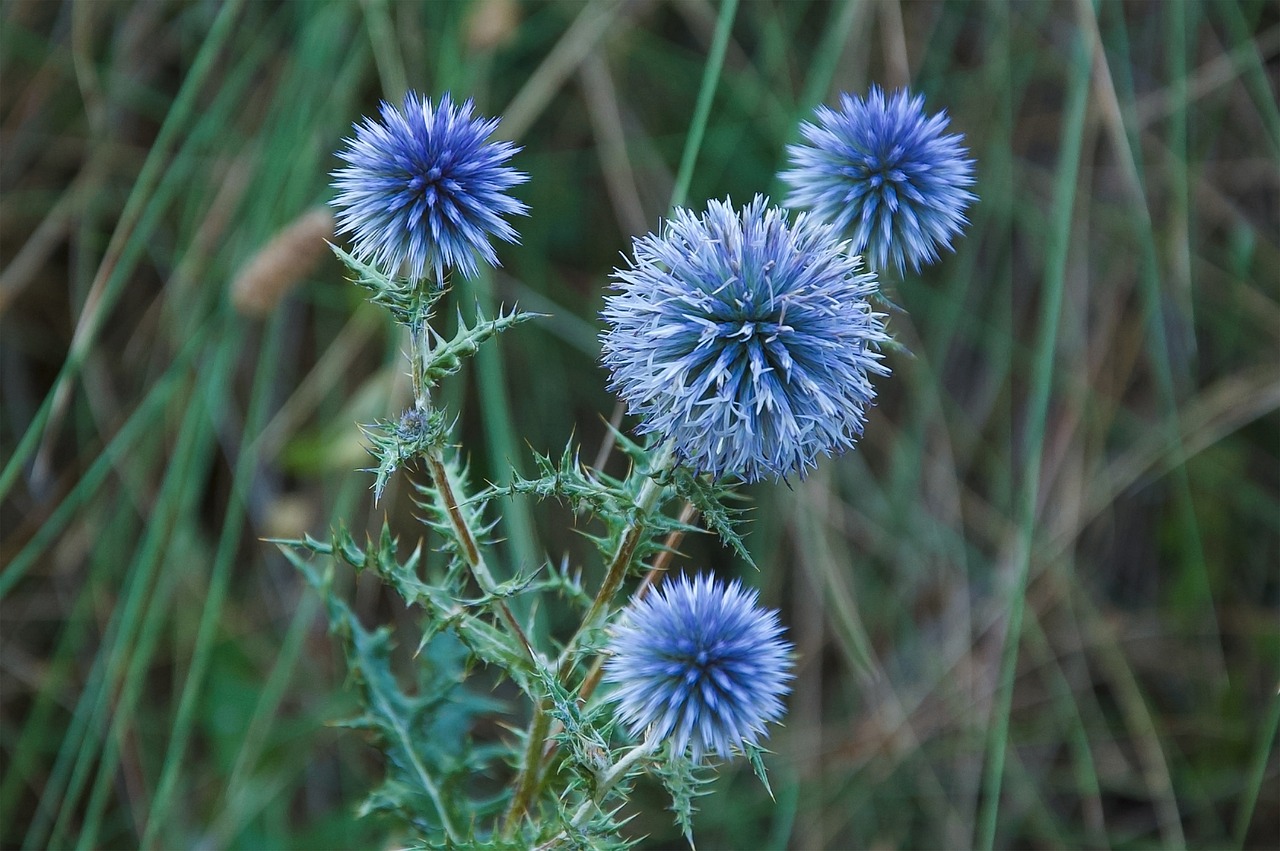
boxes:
[0,328,204,598]
[66,341,237,850]
[1234,692,1280,847]
[976,23,1091,851]
[0,0,245,506]
[140,311,282,846]
[669,0,739,209]
[24,349,221,849]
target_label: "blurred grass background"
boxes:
[2,0,1278,848]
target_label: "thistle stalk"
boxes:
[501,698,554,836]
[298,76,936,845]
[577,501,698,701]
[555,444,673,681]
[406,291,532,658]
[421,445,534,656]
[502,446,673,835]
[503,502,698,835]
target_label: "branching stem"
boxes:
[411,302,533,659]
[533,732,662,850]
[503,449,676,835]
[571,732,661,824]
[576,500,697,702]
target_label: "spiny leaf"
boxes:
[600,421,654,475]
[313,583,461,834]
[421,304,544,389]
[451,569,542,608]
[665,467,756,568]
[278,529,532,676]
[540,555,593,608]
[653,742,714,848]
[530,660,613,786]
[743,740,776,800]
[330,241,446,325]
[361,407,449,503]
[489,440,629,519]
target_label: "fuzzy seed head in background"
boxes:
[231,206,334,316]
[604,574,793,761]
[331,92,528,283]
[781,86,976,274]
[601,196,889,482]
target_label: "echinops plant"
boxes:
[280,87,973,848]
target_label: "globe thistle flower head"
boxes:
[601,196,889,483]
[604,574,793,761]
[331,92,528,283]
[781,86,976,274]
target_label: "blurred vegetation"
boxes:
[1,0,1277,848]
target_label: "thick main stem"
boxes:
[409,316,431,411]
[520,503,696,826]
[555,503,649,677]
[410,306,531,657]
[501,697,552,836]
[575,500,698,704]
[423,450,492,587]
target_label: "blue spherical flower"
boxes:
[332,92,528,282]
[600,196,889,482]
[781,86,976,274]
[604,574,793,761]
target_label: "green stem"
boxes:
[570,733,661,825]
[556,445,673,681]
[504,446,673,835]
[423,446,534,656]
[404,281,536,655]
[501,698,553,837]
[409,312,431,412]
[424,448,493,587]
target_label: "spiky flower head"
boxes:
[600,196,889,482]
[605,574,793,761]
[781,86,976,274]
[331,92,528,283]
